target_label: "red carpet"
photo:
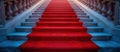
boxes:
[20,0,98,52]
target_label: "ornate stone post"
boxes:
[0,0,6,27]
[0,0,7,42]
[115,0,120,26]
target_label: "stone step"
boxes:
[77,15,89,18]
[32,13,43,15]
[15,26,103,32]
[33,12,43,14]
[74,10,84,12]
[21,22,36,27]
[0,41,120,52]
[21,22,97,27]
[25,17,92,22]
[31,14,42,16]
[25,18,39,22]
[0,40,25,52]
[29,15,89,19]
[83,22,97,27]
[93,41,120,52]
[87,27,104,32]
[7,32,111,41]
[29,15,41,18]
[76,13,86,15]
[80,18,93,22]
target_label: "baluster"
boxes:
[93,0,97,11]
[27,0,30,7]
[107,2,113,20]
[30,0,32,7]
[26,0,29,8]
[12,0,18,16]
[88,0,91,7]
[89,0,93,8]
[101,1,107,16]
[96,0,102,13]
[17,0,22,13]
[31,0,33,6]
[6,0,13,20]
[21,0,25,10]
[23,0,27,10]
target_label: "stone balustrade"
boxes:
[0,0,40,27]
[78,0,120,25]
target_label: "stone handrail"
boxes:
[0,0,40,27]
[78,0,120,26]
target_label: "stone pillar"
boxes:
[0,0,5,27]
[115,0,120,26]
[0,0,7,42]
[112,0,120,43]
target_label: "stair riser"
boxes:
[36,23,83,26]
[77,16,89,18]
[87,28,103,32]
[35,10,45,12]
[21,22,97,27]
[27,37,91,41]
[20,49,98,52]
[25,18,92,22]
[80,19,93,22]
[40,19,80,21]
[31,14,42,16]
[0,48,20,52]
[15,28,32,32]
[29,16,85,20]
[37,8,46,10]
[7,35,111,41]
[91,36,111,41]
[32,13,43,16]
[32,12,43,14]
[25,19,39,22]
[42,14,77,15]
[42,14,77,16]
[83,23,97,27]
[7,36,27,41]
[33,29,87,32]
[74,10,84,12]
[42,15,77,17]
[15,27,103,32]
[21,23,36,27]
[43,12,76,14]
[26,20,80,22]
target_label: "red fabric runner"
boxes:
[20,0,98,52]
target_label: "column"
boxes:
[0,0,5,27]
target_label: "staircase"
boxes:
[0,0,120,52]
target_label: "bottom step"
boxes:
[20,41,98,52]
[0,41,120,52]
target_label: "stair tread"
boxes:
[8,32,111,37]
[28,32,91,37]
[87,27,103,29]
[20,41,98,49]
[0,40,25,47]
[89,33,112,36]
[22,21,97,24]
[1,41,120,48]
[93,41,120,48]
[15,26,103,30]
[8,32,30,36]
[33,26,86,29]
